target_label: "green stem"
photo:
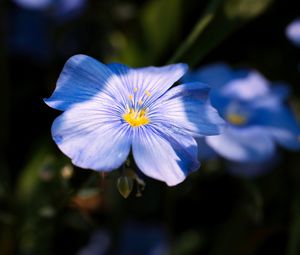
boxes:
[167,0,223,64]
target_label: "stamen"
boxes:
[128,95,134,104]
[123,108,150,127]
[145,90,151,97]
[138,99,143,106]
[226,113,247,125]
[134,88,138,93]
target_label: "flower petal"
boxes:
[44,54,127,111]
[182,63,235,88]
[132,125,199,186]
[206,127,276,162]
[182,63,252,91]
[108,62,188,107]
[150,82,226,137]
[13,0,52,10]
[253,105,300,150]
[51,101,132,171]
[195,137,217,160]
[219,71,270,100]
[286,18,300,47]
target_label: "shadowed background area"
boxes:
[1,0,300,254]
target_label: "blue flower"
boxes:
[286,18,300,47]
[183,63,300,163]
[13,0,87,20]
[45,55,225,186]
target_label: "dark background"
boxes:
[1,0,300,254]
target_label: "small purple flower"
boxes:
[286,18,300,47]
[184,63,300,164]
[45,55,225,186]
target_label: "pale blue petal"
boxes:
[150,82,226,137]
[208,70,271,118]
[219,71,270,100]
[132,125,199,186]
[206,127,276,162]
[108,63,188,108]
[44,54,128,111]
[51,101,132,171]
[286,18,300,47]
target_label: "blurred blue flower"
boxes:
[77,221,169,255]
[286,18,300,47]
[45,55,225,186]
[184,63,300,164]
[13,0,52,10]
[13,0,87,20]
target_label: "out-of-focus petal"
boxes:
[108,63,188,107]
[195,137,217,160]
[13,0,52,10]
[150,82,226,137]
[55,0,87,20]
[286,18,300,47]
[44,54,127,111]
[132,125,199,186]
[182,63,248,88]
[219,71,269,100]
[254,106,300,150]
[271,83,291,100]
[206,127,276,162]
[51,101,132,171]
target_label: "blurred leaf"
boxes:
[170,230,203,255]
[168,0,222,64]
[224,0,273,19]
[112,39,146,67]
[111,0,182,66]
[14,143,70,255]
[169,0,274,66]
[141,0,182,59]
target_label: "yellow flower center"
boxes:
[123,108,150,127]
[226,113,247,125]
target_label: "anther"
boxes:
[145,90,151,97]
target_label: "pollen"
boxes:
[129,94,134,102]
[145,90,151,97]
[134,87,138,92]
[226,113,247,125]
[138,99,143,105]
[123,108,150,127]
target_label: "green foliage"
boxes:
[141,0,182,60]
[169,0,274,65]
